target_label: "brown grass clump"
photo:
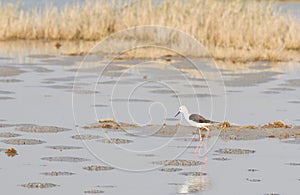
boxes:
[0,0,299,61]
[5,148,18,157]
[119,122,138,128]
[244,125,257,129]
[100,123,119,129]
[220,121,231,128]
[279,133,289,139]
[262,120,291,128]
[98,118,114,123]
[84,122,137,129]
[83,123,119,129]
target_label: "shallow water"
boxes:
[0,55,299,124]
[2,53,298,126]
[1,125,299,195]
[275,1,300,19]
[0,51,299,194]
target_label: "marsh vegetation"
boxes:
[0,0,299,61]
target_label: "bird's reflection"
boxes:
[178,135,210,194]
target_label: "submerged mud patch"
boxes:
[184,84,208,88]
[83,165,114,171]
[153,160,203,166]
[172,93,216,98]
[136,153,156,157]
[0,66,24,77]
[215,148,255,154]
[72,89,99,94]
[288,100,300,104]
[248,65,272,70]
[0,90,14,94]
[180,172,207,176]
[0,97,14,100]
[285,79,300,87]
[246,178,262,182]
[2,138,45,145]
[41,156,90,163]
[149,89,176,94]
[224,71,281,87]
[84,189,104,194]
[44,85,74,89]
[46,74,84,82]
[41,171,75,176]
[165,118,179,121]
[159,168,182,172]
[111,98,152,102]
[71,134,102,140]
[261,90,280,94]
[282,139,300,144]
[21,182,58,188]
[248,169,259,172]
[212,157,231,161]
[269,87,295,92]
[16,125,71,133]
[0,78,22,83]
[95,185,116,188]
[0,132,21,138]
[286,162,300,166]
[97,138,133,144]
[0,123,13,128]
[35,67,54,73]
[93,104,109,107]
[46,145,83,150]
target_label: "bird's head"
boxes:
[175,105,188,117]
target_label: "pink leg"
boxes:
[194,128,210,182]
[205,127,210,140]
[203,141,209,181]
[193,148,202,173]
[201,127,210,158]
[203,139,208,163]
[194,128,202,154]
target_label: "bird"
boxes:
[175,105,217,153]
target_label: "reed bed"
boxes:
[0,0,299,61]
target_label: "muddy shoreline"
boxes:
[81,122,300,141]
[2,122,300,143]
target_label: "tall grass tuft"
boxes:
[0,0,299,61]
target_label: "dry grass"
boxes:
[0,0,300,61]
[262,120,292,128]
[98,118,115,123]
[219,121,232,128]
[5,148,18,157]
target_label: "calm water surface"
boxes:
[1,0,300,20]
[0,51,299,194]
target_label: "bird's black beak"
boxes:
[174,111,180,117]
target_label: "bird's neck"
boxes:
[183,112,190,120]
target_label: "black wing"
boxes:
[189,114,212,123]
